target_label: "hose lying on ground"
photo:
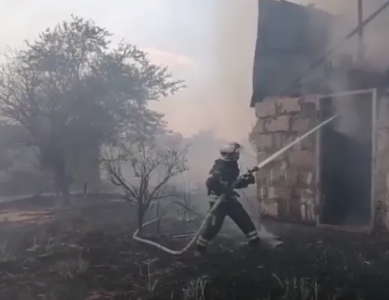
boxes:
[132,115,337,255]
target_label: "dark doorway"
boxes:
[318,93,373,228]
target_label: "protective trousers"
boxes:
[196,196,260,253]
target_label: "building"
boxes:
[251,0,389,232]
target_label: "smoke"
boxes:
[159,0,389,141]
[292,1,389,140]
[201,0,388,141]
[186,0,389,150]
[152,0,258,142]
[207,0,258,141]
[298,0,389,70]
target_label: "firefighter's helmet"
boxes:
[220,142,242,161]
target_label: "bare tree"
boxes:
[103,139,188,233]
[0,16,184,205]
[175,178,199,222]
[151,177,201,235]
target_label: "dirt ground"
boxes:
[0,196,389,300]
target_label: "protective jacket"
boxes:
[205,159,255,198]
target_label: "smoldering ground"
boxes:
[2,194,389,300]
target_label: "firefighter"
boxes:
[195,142,260,256]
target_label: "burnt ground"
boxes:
[0,197,389,300]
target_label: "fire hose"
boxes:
[132,115,337,255]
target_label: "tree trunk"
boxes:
[54,161,71,207]
[156,203,161,235]
[61,183,71,206]
[54,174,70,206]
[137,205,145,234]
[42,144,71,207]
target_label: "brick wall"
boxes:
[251,96,318,223]
[252,93,389,231]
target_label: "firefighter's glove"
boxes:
[235,173,255,189]
[246,173,255,184]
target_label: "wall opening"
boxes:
[317,90,376,231]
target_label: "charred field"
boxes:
[0,196,389,300]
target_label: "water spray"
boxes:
[132,115,337,255]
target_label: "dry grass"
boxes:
[49,257,89,279]
[182,276,208,300]
[0,210,50,223]
[134,258,160,295]
[0,197,387,300]
[0,240,14,261]
[272,275,319,300]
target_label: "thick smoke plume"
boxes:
[154,0,258,142]
[299,0,389,70]
[294,1,389,138]
[165,0,389,140]
[207,0,258,141]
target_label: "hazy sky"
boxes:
[1,0,388,141]
[0,0,259,141]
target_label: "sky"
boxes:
[1,0,388,141]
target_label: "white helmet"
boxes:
[220,142,242,161]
